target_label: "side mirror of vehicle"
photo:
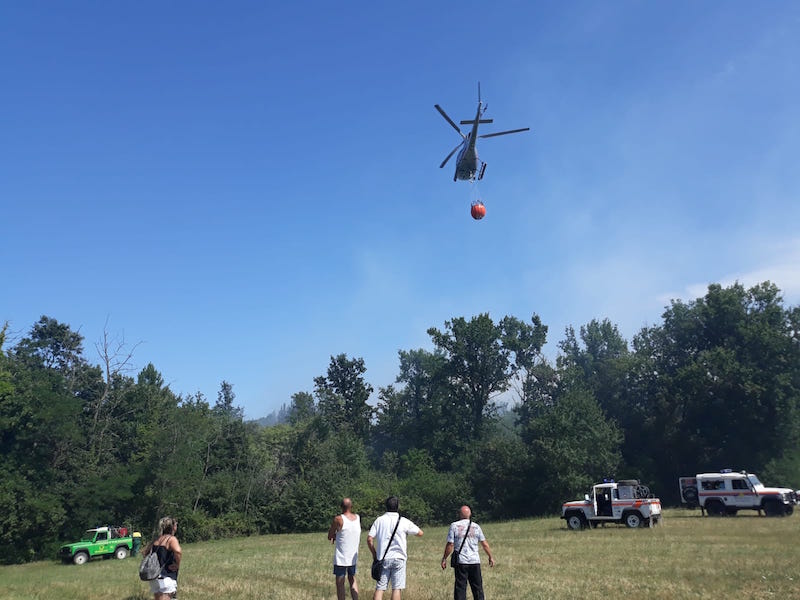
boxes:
[584,494,591,502]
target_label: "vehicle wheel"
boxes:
[114,546,129,560]
[624,511,643,528]
[566,513,586,530]
[786,505,793,516]
[73,552,89,565]
[725,507,738,516]
[706,500,726,517]
[764,500,783,517]
[683,486,698,507]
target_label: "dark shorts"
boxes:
[333,564,357,577]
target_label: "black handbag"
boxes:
[450,519,471,568]
[371,516,401,581]
[371,559,383,581]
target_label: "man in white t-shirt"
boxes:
[367,496,424,600]
[440,505,495,600]
[328,497,361,600]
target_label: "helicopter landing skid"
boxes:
[478,163,487,180]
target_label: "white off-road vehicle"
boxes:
[561,479,662,530]
[678,470,796,516]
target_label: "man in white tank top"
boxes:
[328,497,361,600]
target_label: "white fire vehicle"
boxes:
[561,479,662,530]
[678,470,796,516]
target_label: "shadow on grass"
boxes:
[667,511,767,520]
[664,511,705,520]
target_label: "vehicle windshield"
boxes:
[81,530,96,541]
[748,474,763,487]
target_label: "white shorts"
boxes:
[149,576,177,596]
[376,557,406,591]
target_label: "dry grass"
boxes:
[2,509,799,599]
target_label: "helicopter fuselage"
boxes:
[454,133,480,181]
[435,84,528,183]
[453,101,485,181]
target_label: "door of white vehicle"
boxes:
[729,478,753,508]
[595,486,614,517]
[611,487,625,519]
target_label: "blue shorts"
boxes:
[333,564,356,577]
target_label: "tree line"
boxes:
[1,281,799,564]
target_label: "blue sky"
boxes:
[2,1,799,419]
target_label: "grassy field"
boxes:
[2,509,799,599]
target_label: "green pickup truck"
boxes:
[59,526,137,565]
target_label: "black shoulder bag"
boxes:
[371,516,401,581]
[450,519,472,568]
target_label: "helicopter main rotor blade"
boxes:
[479,127,530,139]
[435,104,465,138]
[439,142,463,168]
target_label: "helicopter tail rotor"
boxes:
[478,81,488,115]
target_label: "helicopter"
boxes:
[435,84,530,182]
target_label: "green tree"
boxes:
[427,314,547,443]
[628,282,800,500]
[465,423,531,519]
[499,314,549,396]
[395,448,468,523]
[519,384,623,513]
[271,419,370,532]
[557,319,629,412]
[314,354,373,441]
[373,348,448,462]
[215,380,243,420]
[427,314,510,440]
[0,318,90,562]
[13,316,85,374]
[288,391,316,425]
[204,381,249,514]
[245,423,294,531]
